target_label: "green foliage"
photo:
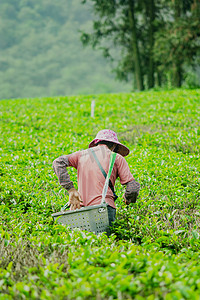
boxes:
[183,67,200,89]
[1,0,199,99]
[0,0,131,100]
[0,89,200,298]
[80,0,146,89]
[154,0,200,87]
[81,0,200,89]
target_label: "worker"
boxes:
[53,129,140,226]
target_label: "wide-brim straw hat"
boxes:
[89,129,130,157]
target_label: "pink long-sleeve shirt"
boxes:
[53,145,139,208]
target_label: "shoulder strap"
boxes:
[90,148,118,200]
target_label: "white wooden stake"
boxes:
[91,100,95,118]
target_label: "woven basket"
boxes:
[52,203,109,234]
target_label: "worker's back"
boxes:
[68,144,134,208]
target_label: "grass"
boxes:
[0,89,200,299]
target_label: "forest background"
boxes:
[0,0,200,100]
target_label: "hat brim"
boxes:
[89,139,130,157]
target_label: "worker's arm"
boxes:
[53,155,82,209]
[116,154,140,204]
[124,180,140,204]
[53,155,75,190]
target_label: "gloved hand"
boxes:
[123,193,131,205]
[123,180,140,205]
[68,188,82,210]
[123,192,137,205]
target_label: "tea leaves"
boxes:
[0,89,200,299]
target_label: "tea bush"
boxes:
[0,89,200,299]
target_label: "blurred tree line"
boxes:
[0,0,131,99]
[0,0,199,99]
[81,0,200,90]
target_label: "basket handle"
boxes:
[101,152,117,204]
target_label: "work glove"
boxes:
[123,193,131,205]
[68,188,82,210]
[123,193,137,205]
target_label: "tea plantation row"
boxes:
[0,89,200,299]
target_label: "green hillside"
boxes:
[1,89,200,299]
[0,0,131,100]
